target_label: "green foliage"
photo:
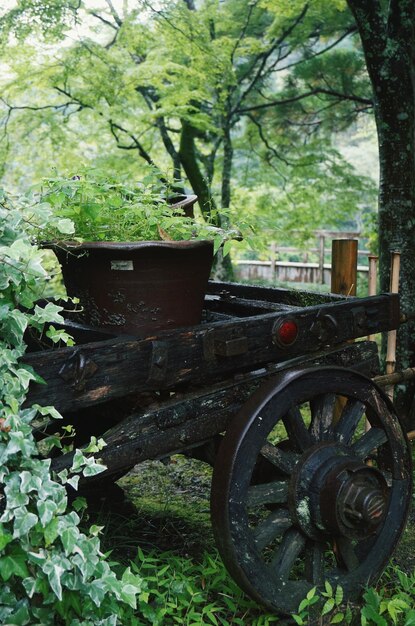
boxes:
[0,187,143,624]
[0,0,374,253]
[129,548,280,626]
[36,171,239,252]
[360,569,415,626]
[292,565,415,626]
[292,582,352,625]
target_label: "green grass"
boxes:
[82,451,415,626]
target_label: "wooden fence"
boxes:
[234,259,368,285]
[235,233,370,286]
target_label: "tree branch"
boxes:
[277,26,358,72]
[231,4,309,114]
[104,0,123,27]
[230,0,260,64]
[89,11,118,30]
[247,113,291,166]
[237,87,372,114]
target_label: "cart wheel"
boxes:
[211,367,412,615]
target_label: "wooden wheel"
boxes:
[211,367,412,615]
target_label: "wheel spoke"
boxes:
[247,481,288,507]
[336,537,360,571]
[283,407,312,452]
[334,399,366,444]
[260,442,300,474]
[352,428,387,459]
[304,542,325,585]
[310,393,336,441]
[253,509,292,552]
[271,528,306,579]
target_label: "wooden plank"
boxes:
[207,280,347,306]
[49,341,380,477]
[23,294,397,413]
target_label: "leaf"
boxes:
[331,613,345,624]
[222,240,232,257]
[322,598,335,616]
[334,585,343,606]
[57,218,75,234]
[43,560,65,600]
[324,580,333,596]
[0,551,30,581]
[361,605,388,626]
[38,499,57,526]
[44,518,59,546]
[60,526,79,556]
[12,508,38,539]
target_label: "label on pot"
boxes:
[111,260,134,271]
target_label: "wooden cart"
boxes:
[24,281,412,615]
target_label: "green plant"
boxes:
[292,583,352,625]
[0,188,144,624]
[36,172,239,254]
[360,571,415,626]
[128,548,281,626]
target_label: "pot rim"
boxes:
[168,193,198,209]
[43,239,214,252]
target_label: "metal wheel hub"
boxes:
[290,442,389,540]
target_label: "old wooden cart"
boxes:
[24,281,412,615]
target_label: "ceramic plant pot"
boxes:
[49,239,214,336]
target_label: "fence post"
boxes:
[330,239,358,424]
[331,239,358,296]
[318,233,325,285]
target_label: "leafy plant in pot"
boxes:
[39,174,232,336]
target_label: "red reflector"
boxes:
[276,320,298,346]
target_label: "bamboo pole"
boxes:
[370,366,415,441]
[373,367,415,388]
[385,251,401,401]
[331,240,358,423]
[367,255,378,341]
[318,233,325,285]
[270,242,277,283]
[331,239,358,296]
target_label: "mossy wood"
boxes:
[23,280,411,616]
[24,281,399,413]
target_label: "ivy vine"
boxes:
[0,189,143,625]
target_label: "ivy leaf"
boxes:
[37,499,57,526]
[60,526,79,556]
[0,549,30,581]
[43,560,65,601]
[13,507,38,539]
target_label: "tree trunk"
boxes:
[347,0,415,422]
[179,120,216,219]
[179,120,234,280]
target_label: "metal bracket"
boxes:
[351,306,368,335]
[59,349,98,392]
[203,329,248,359]
[147,341,169,386]
[310,310,339,344]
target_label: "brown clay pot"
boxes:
[49,239,213,336]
